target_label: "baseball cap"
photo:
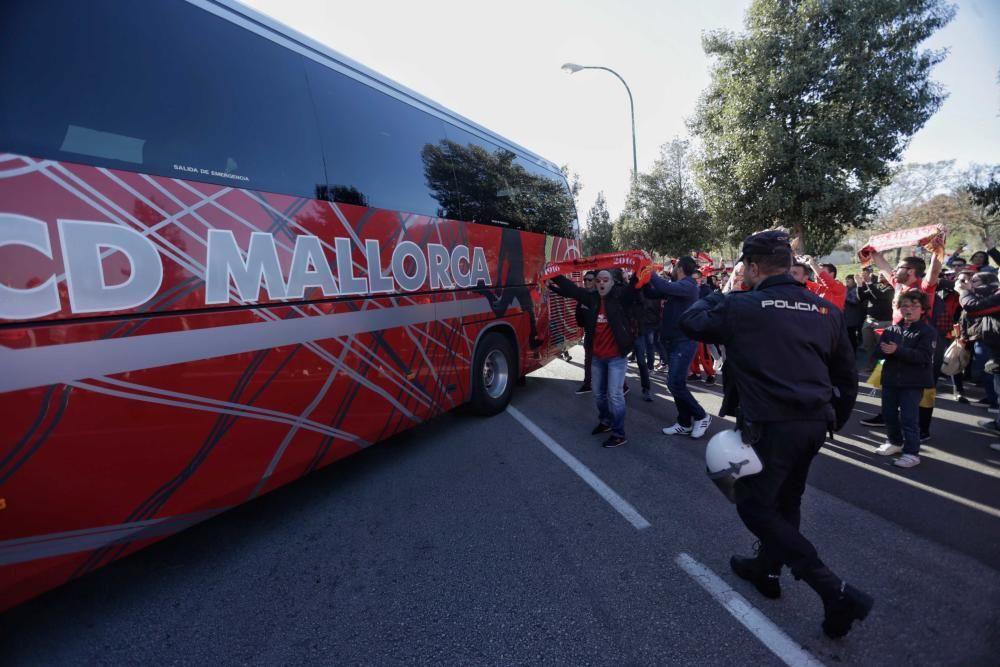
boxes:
[737,230,793,264]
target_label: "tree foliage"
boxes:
[582,191,615,255]
[873,161,961,220]
[965,165,1000,218]
[859,161,1000,250]
[612,139,713,256]
[690,0,955,255]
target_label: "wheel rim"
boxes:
[482,349,509,399]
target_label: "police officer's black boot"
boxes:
[822,582,875,639]
[730,544,782,599]
[794,561,874,639]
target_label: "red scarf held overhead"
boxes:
[857,225,946,265]
[543,251,663,288]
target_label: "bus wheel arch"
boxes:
[468,325,518,415]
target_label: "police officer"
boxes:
[679,230,873,639]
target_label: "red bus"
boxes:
[0,0,581,610]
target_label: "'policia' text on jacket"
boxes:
[678,274,858,428]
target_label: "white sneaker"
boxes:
[893,453,920,468]
[662,423,693,436]
[690,414,712,439]
[875,442,902,456]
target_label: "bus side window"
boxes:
[434,126,526,231]
[0,0,325,199]
[305,60,451,218]
[514,159,577,238]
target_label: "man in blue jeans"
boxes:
[549,269,638,447]
[643,256,711,438]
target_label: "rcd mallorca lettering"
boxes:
[760,299,828,314]
[0,214,492,319]
[204,230,492,303]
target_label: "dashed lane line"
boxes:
[676,553,825,667]
[505,405,651,530]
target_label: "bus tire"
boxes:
[469,332,515,416]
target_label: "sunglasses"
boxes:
[584,277,594,282]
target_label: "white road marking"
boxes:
[675,553,825,667]
[505,405,651,530]
[819,442,1000,519]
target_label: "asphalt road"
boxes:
[3,346,999,666]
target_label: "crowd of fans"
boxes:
[552,237,1000,464]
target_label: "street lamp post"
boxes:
[561,62,637,182]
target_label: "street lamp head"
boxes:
[561,63,584,74]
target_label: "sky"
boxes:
[241,0,1000,227]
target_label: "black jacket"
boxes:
[960,287,1000,352]
[638,293,662,330]
[679,274,858,429]
[550,275,635,357]
[844,287,865,328]
[877,320,936,388]
[859,281,894,321]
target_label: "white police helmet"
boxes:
[705,428,763,502]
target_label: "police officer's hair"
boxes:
[748,251,793,274]
[676,256,698,277]
[898,289,928,310]
[820,263,837,277]
[974,271,999,287]
[901,256,926,277]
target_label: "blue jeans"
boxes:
[665,338,706,427]
[592,355,627,437]
[882,385,922,455]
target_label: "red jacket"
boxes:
[805,271,846,311]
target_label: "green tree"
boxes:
[614,139,713,256]
[611,208,644,253]
[690,0,955,254]
[965,165,1000,219]
[582,191,615,255]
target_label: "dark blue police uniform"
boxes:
[679,230,871,639]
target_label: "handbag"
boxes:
[941,339,971,377]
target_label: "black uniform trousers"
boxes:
[734,420,829,583]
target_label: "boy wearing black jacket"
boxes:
[874,290,936,468]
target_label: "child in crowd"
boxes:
[874,289,936,468]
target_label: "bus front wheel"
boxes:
[469,332,515,415]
